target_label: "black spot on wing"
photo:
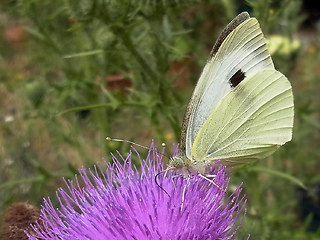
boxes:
[229,69,245,88]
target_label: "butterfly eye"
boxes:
[170,157,184,168]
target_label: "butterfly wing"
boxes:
[180,12,274,159]
[192,69,294,166]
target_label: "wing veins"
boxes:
[215,87,292,145]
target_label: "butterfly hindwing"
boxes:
[192,69,294,166]
[182,13,274,159]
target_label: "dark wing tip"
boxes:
[209,12,251,59]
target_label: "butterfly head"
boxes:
[168,152,191,176]
[169,152,210,177]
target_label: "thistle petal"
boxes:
[27,142,247,240]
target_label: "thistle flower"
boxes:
[27,142,247,239]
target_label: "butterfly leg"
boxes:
[180,175,191,211]
[204,174,216,178]
[171,174,183,189]
[198,173,226,192]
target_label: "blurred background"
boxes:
[0,0,320,239]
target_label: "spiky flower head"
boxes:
[27,143,247,239]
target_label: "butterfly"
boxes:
[169,12,294,178]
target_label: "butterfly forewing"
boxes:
[182,14,274,160]
[192,69,294,166]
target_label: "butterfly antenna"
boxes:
[106,137,171,159]
[107,137,175,195]
[155,167,175,197]
[106,137,159,150]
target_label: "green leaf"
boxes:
[63,49,103,59]
[302,114,320,130]
[57,103,117,116]
[250,166,307,189]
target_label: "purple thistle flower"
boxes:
[27,142,247,240]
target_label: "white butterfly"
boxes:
[169,12,294,177]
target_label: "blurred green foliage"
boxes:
[1,0,320,239]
